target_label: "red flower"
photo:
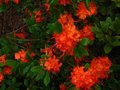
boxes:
[14,32,26,39]
[71,57,111,89]
[82,25,94,40]
[0,72,4,82]
[59,0,70,6]
[34,11,42,23]
[3,66,12,75]
[44,56,62,73]
[88,2,97,16]
[30,52,35,58]
[71,66,86,88]
[4,0,9,4]
[13,0,19,4]
[90,57,112,79]
[53,14,82,54]
[76,2,97,19]
[59,83,67,90]
[44,3,50,11]
[0,55,6,64]
[15,49,29,63]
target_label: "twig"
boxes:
[7,37,41,42]
[6,24,27,35]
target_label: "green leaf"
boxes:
[111,64,120,72]
[74,46,82,58]
[0,4,6,13]
[31,66,42,73]
[50,0,58,6]
[100,21,110,32]
[91,25,101,32]
[35,70,45,81]
[28,24,40,33]
[85,0,90,9]
[47,22,62,33]
[24,79,29,86]
[74,45,89,58]
[111,36,120,46]
[0,63,4,67]
[104,44,112,54]
[24,18,35,26]
[84,63,90,70]
[43,72,50,86]
[0,83,6,90]
[6,60,18,66]
[23,65,31,75]
[94,84,102,90]
[81,38,90,46]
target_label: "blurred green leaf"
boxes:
[47,22,62,33]
[50,0,58,6]
[104,44,112,54]
[85,0,90,9]
[94,84,102,90]
[0,4,6,13]
[84,63,90,70]
[35,70,45,81]
[44,72,50,86]
[31,66,42,73]
[23,65,31,75]
[24,18,35,26]
[0,63,4,67]
[74,45,89,58]
[81,38,91,46]
[6,60,18,66]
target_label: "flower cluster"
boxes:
[34,11,42,23]
[0,55,6,64]
[81,25,94,40]
[40,47,62,73]
[76,2,97,19]
[71,57,111,90]
[3,66,12,75]
[59,0,70,6]
[53,14,94,54]
[14,49,29,63]
[0,55,12,83]
[53,14,81,54]
[44,56,62,73]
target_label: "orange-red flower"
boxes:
[53,14,82,54]
[90,57,112,79]
[34,11,42,23]
[4,0,9,4]
[0,72,4,82]
[59,83,67,90]
[44,56,62,73]
[81,25,94,40]
[71,57,111,89]
[14,32,26,39]
[76,2,97,19]
[44,3,50,11]
[15,49,29,63]
[3,66,12,75]
[0,55,6,64]
[13,0,19,4]
[59,0,70,6]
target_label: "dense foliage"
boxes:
[0,0,120,90]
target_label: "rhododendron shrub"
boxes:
[0,0,120,90]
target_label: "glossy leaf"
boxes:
[43,72,50,86]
